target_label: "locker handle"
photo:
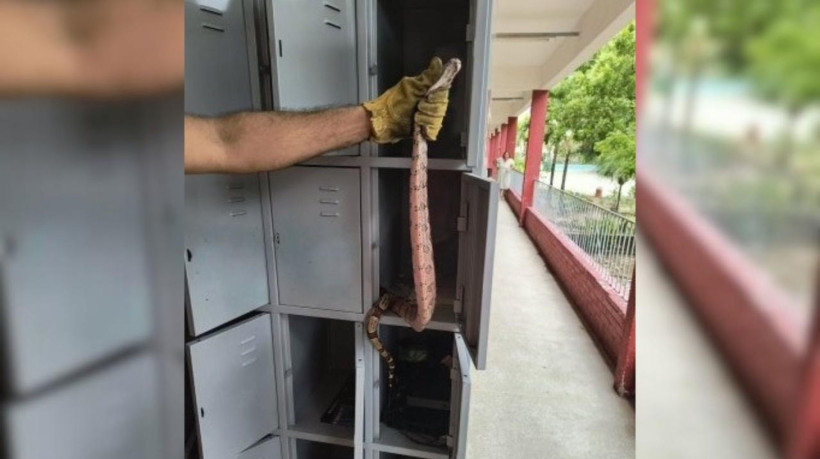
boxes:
[202,23,225,32]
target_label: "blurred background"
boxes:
[0,1,183,458]
[639,0,818,457]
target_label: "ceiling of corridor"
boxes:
[488,0,635,130]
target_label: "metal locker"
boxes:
[3,353,162,459]
[456,173,498,370]
[188,314,279,459]
[238,436,283,459]
[185,0,269,335]
[0,100,153,395]
[449,334,472,459]
[185,0,257,116]
[269,0,359,110]
[185,173,269,336]
[269,167,363,313]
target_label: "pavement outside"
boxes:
[466,203,635,458]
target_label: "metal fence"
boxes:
[510,169,524,196]
[532,181,635,299]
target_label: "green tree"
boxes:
[746,4,820,169]
[595,128,636,212]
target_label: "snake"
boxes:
[366,58,462,387]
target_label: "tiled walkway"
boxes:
[467,203,635,458]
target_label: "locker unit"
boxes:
[184,0,270,337]
[184,0,496,457]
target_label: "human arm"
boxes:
[185,57,451,174]
[0,0,183,98]
[185,106,370,174]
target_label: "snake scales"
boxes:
[366,58,462,387]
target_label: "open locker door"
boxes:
[455,173,499,370]
[449,333,473,459]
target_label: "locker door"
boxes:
[188,314,279,459]
[269,0,359,156]
[185,0,256,116]
[185,173,269,335]
[185,0,268,335]
[269,167,363,313]
[455,173,498,370]
[465,0,494,170]
[0,101,153,395]
[449,333,472,459]
[270,0,358,109]
[4,354,161,459]
[237,436,282,459]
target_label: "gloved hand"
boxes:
[362,57,451,143]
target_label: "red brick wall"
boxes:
[505,190,627,366]
[638,169,803,444]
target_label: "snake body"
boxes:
[366,58,462,387]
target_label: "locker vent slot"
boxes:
[199,5,223,15]
[324,20,342,30]
[323,2,342,12]
[202,23,225,32]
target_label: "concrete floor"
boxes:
[636,236,776,458]
[466,203,635,459]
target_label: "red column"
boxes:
[505,116,518,158]
[498,123,508,161]
[520,90,548,224]
[614,271,636,398]
[788,284,820,459]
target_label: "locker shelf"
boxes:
[377,288,459,332]
[376,427,450,459]
[293,439,354,459]
[287,316,358,443]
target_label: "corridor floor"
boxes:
[466,202,635,458]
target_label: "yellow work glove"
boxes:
[362,57,451,143]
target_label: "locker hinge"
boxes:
[460,131,468,147]
[450,368,459,381]
[259,63,271,76]
[446,435,455,448]
[453,285,464,314]
[369,64,378,76]
[466,24,475,42]
[456,216,467,232]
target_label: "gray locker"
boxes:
[188,314,279,459]
[269,167,363,313]
[268,0,360,156]
[185,173,269,335]
[239,436,283,459]
[185,0,257,115]
[0,100,153,395]
[268,0,358,110]
[456,174,498,370]
[185,0,269,336]
[3,354,161,459]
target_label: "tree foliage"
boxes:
[548,22,635,163]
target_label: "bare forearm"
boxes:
[185,106,370,174]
